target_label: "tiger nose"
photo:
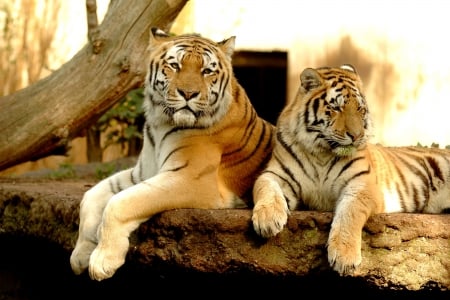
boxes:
[347,130,363,142]
[177,88,199,100]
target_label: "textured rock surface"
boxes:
[0,178,449,299]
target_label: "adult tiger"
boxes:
[252,64,450,275]
[70,28,275,281]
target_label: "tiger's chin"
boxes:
[172,110,197,127]
[333,145,357,157]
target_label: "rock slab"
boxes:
[0,178,449,298]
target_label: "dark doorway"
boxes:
[232,51,288,125]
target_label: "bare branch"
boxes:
[86,0,102,54]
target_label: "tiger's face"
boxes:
[287,64,372,156]
[144,28,235,128]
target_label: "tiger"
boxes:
[70,27,275,281]
[251,64,450,276]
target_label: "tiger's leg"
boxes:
[327,187,378,275]
[252,172,290,238]
[88,171,228,281]
[70,168,134,275]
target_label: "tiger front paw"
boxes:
[326,235,362,276]
[70,240,97,275]
[252,197,289,238]
[88,242,128,281]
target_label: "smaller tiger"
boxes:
[252,64,450,275]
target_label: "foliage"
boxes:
[95,87,145,153]
[416,142,450,149]
[95,162,117,180]
[48,162,76,179]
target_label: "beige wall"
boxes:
[175,0,450,148]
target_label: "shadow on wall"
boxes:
[321,35,397,145]
[232,36,398,143]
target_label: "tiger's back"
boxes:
[252,64,450,276]
[368,144,450,213]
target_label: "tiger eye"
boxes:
[169,63,180,71]
[202,68,213,75]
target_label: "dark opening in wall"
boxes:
[232,50,288,125]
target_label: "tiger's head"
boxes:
[144,28,236,128]
[282,64,373,157]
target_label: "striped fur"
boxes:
[70,28,275,281]
[252,64,450,275]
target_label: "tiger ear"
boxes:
[340,64,358,74]
[150,27,170,39]
[148,27,171,51]
[218,36,236,59]
[300,68,322,91]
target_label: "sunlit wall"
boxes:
[174,0,450,147]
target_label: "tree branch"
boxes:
[86,0,102,54]
[0,0,187,171]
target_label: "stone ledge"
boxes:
[0,178,449,298]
